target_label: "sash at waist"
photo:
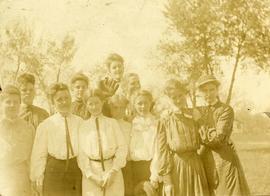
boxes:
[88,155,115,162]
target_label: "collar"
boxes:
[90,113,104,120]
[55,112,72,119]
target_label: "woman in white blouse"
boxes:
[78,89,128,196]
[30,83,83,196]
[129,90,159,192]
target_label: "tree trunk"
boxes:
[56,66,61,82]
[14,56,21,82]
[226,44,242,104]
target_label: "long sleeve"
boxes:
[207,106,234,149]
[111,120,128,172]
[77,141,95,179]
[150,135,161,182]
[30,122,48,182]
[156,120,173,184]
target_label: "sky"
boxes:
[1,0,270,112]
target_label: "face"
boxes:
[109,61,124,81]
[134,95,152,117]
[169,90,187,109]
[86,96,104,116]
[2,94,21,119]
[200,83,219,105]
[127,76,141,94]
[109,103,127,119]
[72,80,88,101]
[53,90,72,114]
[19,82,35,105]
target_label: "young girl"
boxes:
[129,90,159,193]
[0,85,34,196]
[108,94,133,196]
[78,89,128,196]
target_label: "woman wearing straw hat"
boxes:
[196,75,250,196]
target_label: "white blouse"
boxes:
[30,113,83,181]
[129,115,158,161]
[78,115,127,178]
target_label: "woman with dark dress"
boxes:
[154,79,209,196]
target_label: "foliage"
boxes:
[158,0,270,104]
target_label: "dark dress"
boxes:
[71,100,91,120]
[20,104,49,130]
[198,101,250,196]
[156,111,210,196]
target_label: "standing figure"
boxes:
[78,89,128,196]
[70,72,91,120]
[154,79,209,196]
[17,73,49,130]
[197,75,250,196]
[129,90,158,193]
[0,85,34,196]
[30,83,82,196]
[101,53,125,117]
[108,94,133,196]
[121,73,142,122]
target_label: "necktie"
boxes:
[64,116,74,171]
[95,117,105,171]
[95,117,106,196]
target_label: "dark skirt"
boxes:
[170,151,210,196]
[122,161,134,196]
[131,160,151,194]
[43,155,82,196]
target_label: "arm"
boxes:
[111,120,128,172]
[207,106,234,148]
[77,127,96,179]
[156,120,173,185]
[30,122,48,184]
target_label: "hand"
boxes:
[102,170,116,188]
[164,183,174,196]
[90,174,104,187]
[192,108,202,121]
[99,77,119,97]
[150,180,159,189]
[31,180,43,196]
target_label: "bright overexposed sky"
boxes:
[1,0,270,112]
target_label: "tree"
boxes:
[46,34,77,82]
[220,0,270,104]
[159,0,270,104]
[0,20,33,81]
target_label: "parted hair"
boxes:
[86,88,106,102]
[133,89,153,103]
[1,84,21,101]
[164,79,188,96]
[70,72,89,86]
[105,53,124,69]
[48,83,70,103]
[17,73,35,86]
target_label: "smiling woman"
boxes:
[0,85,34,196]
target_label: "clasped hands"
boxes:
[90,169,116,188]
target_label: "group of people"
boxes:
[0,53,251,196]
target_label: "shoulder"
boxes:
[32,105,49,118]
[217,102,234,115]
[71,114,84,122]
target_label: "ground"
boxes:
[232,133,270,195]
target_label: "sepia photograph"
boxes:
[0,0,270,195]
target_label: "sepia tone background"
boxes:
[0,0,270,195]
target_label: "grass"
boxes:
[232,133,270,196]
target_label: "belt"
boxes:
[89,155,115,162]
